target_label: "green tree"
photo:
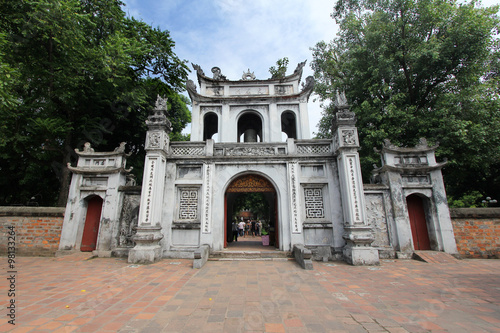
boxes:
[269,57,289,79]
[311,0,500,206]
[0,0,190,206]
[233,193,270,222]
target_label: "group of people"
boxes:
[231,219,263,241]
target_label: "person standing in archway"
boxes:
[238,219,245,237]
[245,220,251,237]
[232,221,238,242]
[251,220,257,237]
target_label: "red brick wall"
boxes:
[0,207,65,256]
[451,208,500,259]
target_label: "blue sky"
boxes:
[120,0,499,137]
[121,0,338,136]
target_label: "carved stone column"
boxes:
[332,92,379,265]
[128,96,171,264]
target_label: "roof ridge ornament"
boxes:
[146,95,172,132]
[211,67,226,81]
[242,69,256,80]
[294,60,307,74]
[192,63,205,77]
[334,90,349,111]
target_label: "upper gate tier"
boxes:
[186,62,315,143]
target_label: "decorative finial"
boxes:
[416,138,428,148]
[83,142,94,153]
[334,90,349,110]
[114,142,126,153]
[154,95,168,111]
[146,95,172,132]
[211,67,226,80]
[294,60,307,73]
[242,69,256,80]
[192,63,205,76]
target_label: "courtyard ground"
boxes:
[1,248,499,332]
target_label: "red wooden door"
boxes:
[224,194,227,248]
[406,195,431,250]
[274,194,279,248]
[80,196,103,252]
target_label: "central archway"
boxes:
[224,174,279,248]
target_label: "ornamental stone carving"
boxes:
[211,67,227,80]
[146,95,172,132]
[294,60,307,74]
[341,129,357,146]
[192,63,205,76]
[242,69,256,80]
[186,79,197,93]
[364,194,390,248]
[304,187,325,219]
[334,90,349,110]
[225,147,275,156]
[118,196,140,248]
[148,132,161,148]
[82,142,94,153]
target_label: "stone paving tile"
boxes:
[1,255,500,332]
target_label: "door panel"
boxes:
[407,195,431,250]
[80,196,103,252]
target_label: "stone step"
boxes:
[208,257,294,262]
[413,251,459,263]
[210,250,292,260]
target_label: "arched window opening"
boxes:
[237,112,262,143]
[203,112,218,141]
[281,111,297,141]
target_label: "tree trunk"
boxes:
[56,152,71,207]
[56,139,74,207]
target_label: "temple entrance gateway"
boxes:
[60,62,459,267]
[224,174,278,248]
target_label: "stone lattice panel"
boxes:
[171,146,205,156]
[179,189,198,220]
[304,188,325,219]
[297,145,330,155]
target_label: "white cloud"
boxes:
[121,0,340,136]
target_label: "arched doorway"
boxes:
[203,112,218,141]
[80,196,103,252]
[237,112,262,142]
[281,111,297,140]
[224,174,278,248]
[406,194,431,250]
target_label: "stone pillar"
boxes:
[128,96,171,264]
[332,92,379,265]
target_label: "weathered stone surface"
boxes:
[293,244,313,270]
[193,244,210,269]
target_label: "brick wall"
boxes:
[0,207,65,256]
[1,206,499,258]
[450,208,500,259]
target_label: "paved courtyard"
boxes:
[1,253,499,333]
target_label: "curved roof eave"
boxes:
[186,76,315,104]
[192,61,307,86]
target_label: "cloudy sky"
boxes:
[120,0,498,137]
[121,0,338,137]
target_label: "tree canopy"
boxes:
[233,193,270,222]
[311,0,500,206]
[269,57,289,79]
[0,0,190,206]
